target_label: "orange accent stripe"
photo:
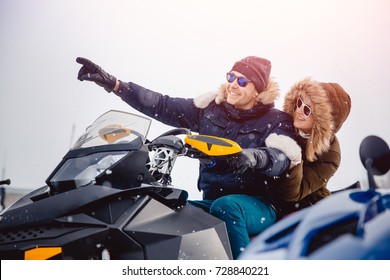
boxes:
[24,247,62,260]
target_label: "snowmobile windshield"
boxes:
[47,111,153,191]
[49,151,129,189]
[72,110,152,150]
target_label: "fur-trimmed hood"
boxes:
[193,78,280,109]
[283,77,351,161]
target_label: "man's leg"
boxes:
[209,194,276,259]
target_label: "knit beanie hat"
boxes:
[230,56,271,93]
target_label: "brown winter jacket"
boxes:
[275,135,341,216]
[274,78,351,217]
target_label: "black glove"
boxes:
[228,148,269,174]
[76,57,117,93]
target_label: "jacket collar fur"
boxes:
[193,79,280,109]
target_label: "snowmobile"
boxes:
[0,110,243,260]
[240,135,390,260]
[0,179,10,212]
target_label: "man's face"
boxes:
[225,71,258,110]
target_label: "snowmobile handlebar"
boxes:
[0,179,11,186]
[147,130,243,185]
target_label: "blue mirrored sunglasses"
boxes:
[226,72,252,87]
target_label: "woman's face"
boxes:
[225,71,258,110]
[293,95,315,134]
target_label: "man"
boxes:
[76,56,298,259]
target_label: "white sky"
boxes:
[1,0,389,199]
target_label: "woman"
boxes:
[272,77,352,216]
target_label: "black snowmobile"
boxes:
[0,110,243,260]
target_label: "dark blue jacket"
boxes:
[116,82,295,204]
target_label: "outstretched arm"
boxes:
[76,57,202,131]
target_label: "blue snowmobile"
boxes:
[240,135,390,260]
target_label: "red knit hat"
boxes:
[230,56,271,93]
